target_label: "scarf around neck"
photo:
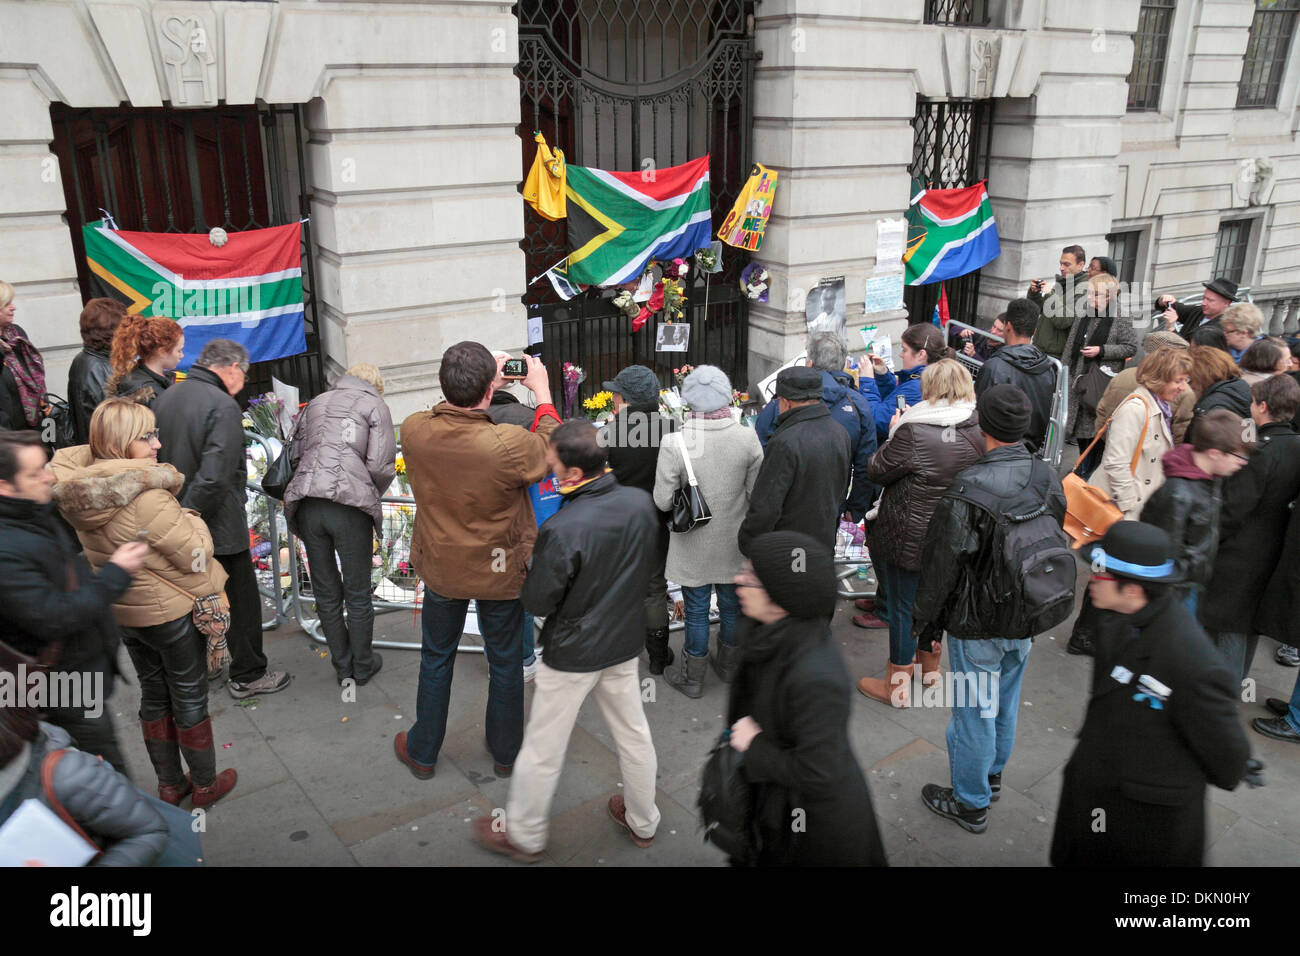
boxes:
[0,324,46,427]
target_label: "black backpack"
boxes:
[947,461,1076,639]
[698,732,757,864]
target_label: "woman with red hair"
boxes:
[107,314,184,407]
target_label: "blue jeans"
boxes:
[945,636,1033,810]
[876,559,920,666]
[406,589,524,768]
[680,584,740,658]
[523,612,536,666]
[1181,589,1198,617]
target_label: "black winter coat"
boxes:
[602,402,675,530]
[1254,491,1300,643]
[0,494,128,676]
[911,443,1067,645]
[728,615,886,866]
[1139,476,1221,593]
[1199,421,1300,633]
[1051,593,1250,866]
[0,724,168,866]
[0,324,38,431]
[152,366,248,555]
[114,364,172,408]
[973,344,1057,454]
[738,403,851,556]
[1190,376,1252,426]
[67,347,111,446]
[522,472,657,672]
[486,391,535,429]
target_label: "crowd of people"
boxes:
[1,250,1298,866]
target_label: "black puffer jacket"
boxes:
[1191,377,1252,425]
[738,403,851,556]
[1200,421,1300,633]
[67,347,112,446]
[522,472,658,672]
[911,443,1067,645]
[152,366,248,555]
[974,344,1057,454]
[114,364,173,408]
[0,724,168,866]
[602,402,676,507]
[0,494,127,676]
[1138,445,1222,594]
[728,615,886,866]
[1254,491,1300,643]
[864,409,984,571]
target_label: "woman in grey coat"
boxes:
[284,364,397,685]
[1063,273,1139,470]
[653,366,763,697]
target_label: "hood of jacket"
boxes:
[997,343,1055,376]
[1161,443,1212,481]
[776,401,832,430]
[1198,377,1252,412]
[820,369,856,406]
[49,445,184,532]
[889,399,977,439]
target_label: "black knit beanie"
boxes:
[748,531,837,620]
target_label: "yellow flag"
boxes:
[522,132,566,221]
[717,163,777,251]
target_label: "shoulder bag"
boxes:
[1062,393,1148,549]
[140,568,230,678]
[261,419,300,501]
[667,431,712,533]
[697,732,757,864]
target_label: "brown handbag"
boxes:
[1062,394,1149,549]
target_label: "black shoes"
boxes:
[356,653,383,686]
[921,783,988,834]
[988,773,1002,803]
[1266,698,1290,717]
[646,627,674,676]
[1066,631,1095,657]
[1252,716,1300,743]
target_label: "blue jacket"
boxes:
[859,365,925,446]
[756,369,878,520]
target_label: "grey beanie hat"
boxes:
[681,365,732,412]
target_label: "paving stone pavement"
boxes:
[99,568,1300,866]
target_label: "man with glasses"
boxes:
[1051,521,1251,866]
[153,339,291,699]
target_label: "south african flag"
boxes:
[564,155,712,286]
[904,181,1001,286]
[82,220,307,369]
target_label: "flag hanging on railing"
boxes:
[564,155,711,287]
[904,181,1000,286]
[82,220,307,369]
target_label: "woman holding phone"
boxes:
[858,324,954,446]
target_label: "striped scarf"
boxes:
[0,324,46,427]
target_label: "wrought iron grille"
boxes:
[1127,0,1177,111]
[1212,219,1253,285]
[49,103,325,400]
[1106,229,1142,285]
[903,98,995,329]
[924,0,990,26]
[515,0,756,392]
[1237,0,1300,109]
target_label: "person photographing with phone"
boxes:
[858,323,953,446]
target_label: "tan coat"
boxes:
[49,447,228,627]
[1088,387,1172,519]
[1094,366,1195,445]
[401,402,559,601]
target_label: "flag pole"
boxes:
[527,255,570,287]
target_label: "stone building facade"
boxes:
[1,0,1297,419]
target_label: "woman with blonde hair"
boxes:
[0,279,48,432]
[1063,273,1138,474]
[49,398,237,807]
[283,363,396,685]
[857,358,984,707]
[107,313,185,407]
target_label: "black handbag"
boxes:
[1075,362,1112,413]
[40,393,75,450]
[698,732,757,864]
[261,439,296,500]
[667,432,711,533]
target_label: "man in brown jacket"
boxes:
[395,343,561,779]
[1094,332,1195,447]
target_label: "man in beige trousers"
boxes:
[474,421,661,861]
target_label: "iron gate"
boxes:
[516,0,756,397]
[903,97,995,328]
[50,103,325,400]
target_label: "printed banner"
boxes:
[718,163,777,251]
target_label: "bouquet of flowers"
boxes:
[740,262,769,302]
[612,290,640,321]
[582,390,614,422]
[669,257,690,278]
[562,362,585,417]
[660,277,687,320]
[673,364,696,388]
[694,246,717,272]
[393,452,409,495]
[245,393,287,440]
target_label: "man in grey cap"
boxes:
[737,366,851,556]
[600,365,677,674]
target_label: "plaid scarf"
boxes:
[0,324,46,427]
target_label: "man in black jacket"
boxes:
[974,299,1057,455]
[0,429,147,772]
[152,339,290,699]
[738,366,851,556]
[474,421,660,862]
[1157,276,1238,340]
[67,298,124,445]
[1198,374,1300,683]
[600,364,677,673]
[912,386,1068,834]
[1051,522,1251,866]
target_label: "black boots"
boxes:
[1066,629,1095,656]
[646,627,674,676]
[709,641,740,684]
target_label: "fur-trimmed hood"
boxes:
[49,445,185,531]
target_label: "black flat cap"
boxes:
[775,366,823,401]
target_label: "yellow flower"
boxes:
[583,391,613,411]
[394,453,406,475]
